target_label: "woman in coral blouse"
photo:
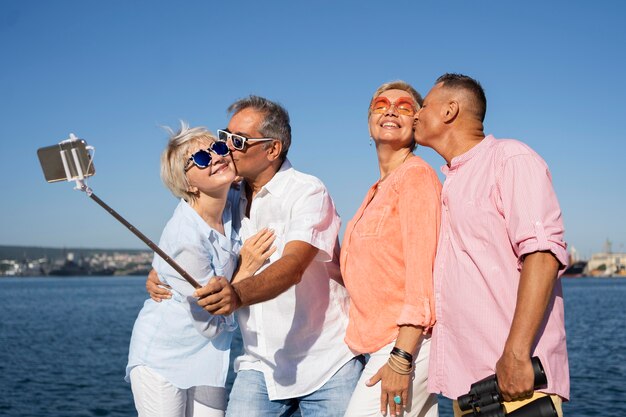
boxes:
[341,81,442,417]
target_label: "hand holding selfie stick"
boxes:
[37,135,201,289]
[457,356,557,417]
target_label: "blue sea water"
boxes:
[0,276,624,417]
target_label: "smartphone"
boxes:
[37,138,95,183]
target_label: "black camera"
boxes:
[457,357,557,417]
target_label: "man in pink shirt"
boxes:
[414,73,569,416]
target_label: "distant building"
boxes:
[586,252,626,277]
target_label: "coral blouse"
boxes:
[340,156,442,353]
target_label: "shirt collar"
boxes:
[441,134,495,175]
[257,158,293,198]
[237,159,293,212]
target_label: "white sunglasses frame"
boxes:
[216,129,275,150]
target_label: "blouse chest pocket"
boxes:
[355,205,389,238]
[207,240,234,272]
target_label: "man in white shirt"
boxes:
[151,96,363,416]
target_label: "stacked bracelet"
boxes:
[391,347,414,363]
[387,354,413,375]
[387,346,414,375]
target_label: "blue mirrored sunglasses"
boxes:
[185,141,230,171]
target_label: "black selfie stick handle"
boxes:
[86,189,202,289]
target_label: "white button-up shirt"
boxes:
[232,159,355,400]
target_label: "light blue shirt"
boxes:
[126,199,239,389]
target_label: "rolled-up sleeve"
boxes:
[284,181,341,263]
[396,165,441,330]
[498,153,568,271]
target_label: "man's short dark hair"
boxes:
[228,95,292,160]
[436,73,487,122]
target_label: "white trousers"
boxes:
[344,338,438,417]
[129,366,224,417]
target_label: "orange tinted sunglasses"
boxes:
[370,96,417,117]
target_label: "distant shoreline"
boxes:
[0,244,150,260]
[0,245,152,277]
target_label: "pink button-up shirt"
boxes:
[427,135,570,400]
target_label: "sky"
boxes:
[1,1,625,259]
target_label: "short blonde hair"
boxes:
[160,121,217,204]
[368,80,423,118]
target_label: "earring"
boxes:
[369,136,373,147]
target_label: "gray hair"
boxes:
[160,121,217,204]
[227,95,291,160]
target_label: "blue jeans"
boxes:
[226,356,365,417]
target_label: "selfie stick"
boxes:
[58,136,202,289]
